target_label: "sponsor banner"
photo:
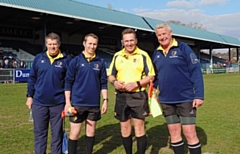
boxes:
[14,69,30,82]
[99,37,118,46]
[0,25,34,38]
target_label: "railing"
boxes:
[0,69,14,83]
[0,64,239,84]
[0,68,30,84]
[202,67,239,74]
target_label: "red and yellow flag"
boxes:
[148,80,162,118]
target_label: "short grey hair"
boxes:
[155,22,172,32]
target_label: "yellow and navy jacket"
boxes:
[65,53,108,107]
[152,39,204,104]
[107,47,155,92]
[27,51,71,106]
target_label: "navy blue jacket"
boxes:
[27,51,71,106]
[65,53,108,107]
[152,41,204,104]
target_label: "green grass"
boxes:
[0,73,240,154]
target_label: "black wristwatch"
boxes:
[26,94,33,98]
[103,98,109,102]
[136,81,141,87]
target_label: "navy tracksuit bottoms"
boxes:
[32,103,64,154]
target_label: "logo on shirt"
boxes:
[123,55,128,59]
[133,58,137,63]
[55,61,63,68]
[169,51,178,58]
[190,53,199,64]
[93,64,100,71]
[41,60,45,63]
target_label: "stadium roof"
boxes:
[144,17,240,47]
[0,0,151,32]
[0,0,240,48]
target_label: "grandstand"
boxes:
[0,43,114,69]
[0,0,239,77]
[0,41,36,69]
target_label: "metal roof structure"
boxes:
[144,17,240,47]
[0,0,151,32]
[0,0,240,49]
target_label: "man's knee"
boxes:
[120,120,132,137]
[133,119,145,137]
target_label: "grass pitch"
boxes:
[0,73,240,154]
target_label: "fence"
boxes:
[0,69,14,83]
[0,69,30,83]
[201,63,239,74]
[0,65,239,84]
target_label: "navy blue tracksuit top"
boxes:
[65,53,108,107]
[27,51,71,106]
[152,41,204,104]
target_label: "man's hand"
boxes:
[114,81,125,91]
[101,101,108,114]
[193,99,204,108]
[64,103,72,116]
[124,82,138,92]
[26,97,33,109]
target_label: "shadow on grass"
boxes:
[146,123,170,154]
[94,123,123,154]
[74,123,207,154]
[183,126,207,154]
[196,126,207,147]
[146,124,207,154]
[75,123,121,154]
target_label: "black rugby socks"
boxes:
[122,134,133,154]
[68,139,78,154]
[136,135,147,154]
[188,142,201,154]
[171,140,185,154]
[85,136,95,154]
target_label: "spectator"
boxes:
[26,32,71,154]
[20,60,27,68]
[12,60,18,68]
[225,60,229,67]
[2,58,11,68]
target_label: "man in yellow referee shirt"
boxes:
[108,28,155,154]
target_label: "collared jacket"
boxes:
[27,51,71,106]
[65,53,108,107]
[152,40,204,104]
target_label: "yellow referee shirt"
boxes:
[107,47,155,91]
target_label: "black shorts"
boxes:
[161,102,196,117]
[161,102,196,124]
[114,91,149,121]
[69,106,101,123]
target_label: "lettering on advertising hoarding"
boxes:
[0,25,33,38]
[15,69,30,82]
